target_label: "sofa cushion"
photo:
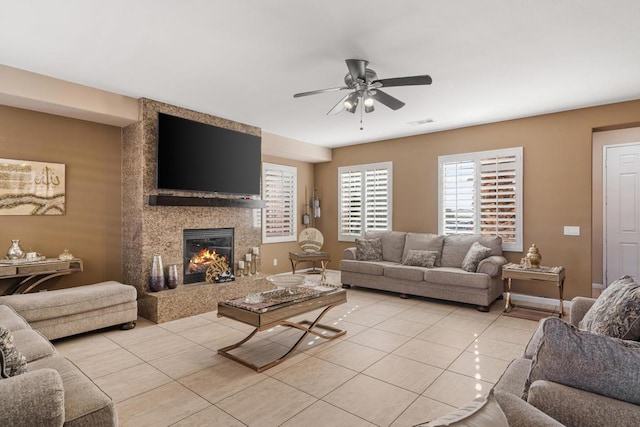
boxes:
[462,242,492,272]
[416,389,508,427]
[424,267,491,290]
[578,275,640,340]
[11,328,57,362]
[339,259,385,276]
[402,233,444,267]
[525,317,640,405]
[441,235,502,268]
[402,249,438,268]
[29,356,116,426]
[365,231,407,263]
[0,304,30,332]
[384,265,427,282]
[0,325,27,377]
[355,238,383,261]
[0,281,136,322]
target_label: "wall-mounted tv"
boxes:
[157,112,261,195]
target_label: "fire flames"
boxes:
[188,248,229,273]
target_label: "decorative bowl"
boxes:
[266,274,306,289]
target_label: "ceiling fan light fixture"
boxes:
[363,93,374,107]
[364,103,375,113]
[344,92,359,113]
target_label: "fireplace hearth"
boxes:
[183,228,234,284]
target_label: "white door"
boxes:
[605,144,640,285]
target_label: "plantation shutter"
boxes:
[339,162,393,241]
[442,160,475,234]
[479,152,519,249]
[439,148,522,251]
[262,163,297,243]
[365,168,391,231]
[339,170,363,238]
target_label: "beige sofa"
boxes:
[340,231,508,311]
[495,297,640,426]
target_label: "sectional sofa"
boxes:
[340,231,508,311]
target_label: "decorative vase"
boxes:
[526,244,542,269]
[167,264,179,289]
[6,240,25,260]
[148,254,165,292]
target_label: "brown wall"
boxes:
[0,105,122,291]
[260,154,315,275]
[315,99,640,300]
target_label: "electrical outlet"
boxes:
[273,259,277,266]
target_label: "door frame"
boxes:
[602,141,640,286]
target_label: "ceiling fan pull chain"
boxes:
[360,100,364,131]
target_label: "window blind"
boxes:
[339,162,392,241]
[262,163,297,243]
[439,148,522,251]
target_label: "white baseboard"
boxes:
[508,293,572,308]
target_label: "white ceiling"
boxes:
[1,1,639,148]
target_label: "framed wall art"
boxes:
[0,158,66,215]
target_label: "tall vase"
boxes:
[6,240,25,260]
[148,254,165,292]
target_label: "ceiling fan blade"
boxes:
[294,86,349,98]
[327,93,351,115]
[373,75,432,88]
[371,89,405,110]
[346,59,367,82]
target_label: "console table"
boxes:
[502,263,565,318]
[0,258,83,295]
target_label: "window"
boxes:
[262,163,297,243]
[438,147,523,251]
[338,162,393,241]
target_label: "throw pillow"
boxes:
[578,275,640,340]
[461,242,492,272]
[524,317,640,405]
[402,249,438,268]
[415,389,508,427]
[0,325,27,378]
[355,238,383,261]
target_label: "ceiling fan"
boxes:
[293,59,432,115]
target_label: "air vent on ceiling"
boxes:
[407,118,434,126]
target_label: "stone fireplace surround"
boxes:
[122,98,272,323]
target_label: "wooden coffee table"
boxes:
[217,286,347,372]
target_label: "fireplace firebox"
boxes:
[183,228,234,284]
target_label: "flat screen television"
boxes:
[157,112,261,195]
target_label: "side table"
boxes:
[288,251,331,283]
[502,264,565,318]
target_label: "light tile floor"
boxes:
[53,271,538,426]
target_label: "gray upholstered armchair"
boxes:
[495,297,640,427]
